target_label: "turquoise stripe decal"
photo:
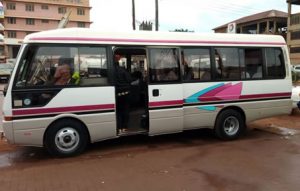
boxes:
[197,106,217,111]
[184,83,225,103]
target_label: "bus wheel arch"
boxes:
[214,106,246,140]
[44,117,91,157]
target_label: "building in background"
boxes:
[1,0,91,60]
[213,10,287,38]
[287,0,300,65]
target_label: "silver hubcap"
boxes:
[223,116,239,136]
[55,127,80,152]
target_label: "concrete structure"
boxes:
[213,10,287,38]
[287,0,300,64]
[1,0,91,59]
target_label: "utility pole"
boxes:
[57,9,72,29]
[132,0,136,30]
[155,0,159,31]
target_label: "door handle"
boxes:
[152,89,159,97]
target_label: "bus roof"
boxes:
[24,28,286,47]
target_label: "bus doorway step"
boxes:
[118,128,148,136]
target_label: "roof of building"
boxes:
[287,0,300,5]
[213,9,288,30]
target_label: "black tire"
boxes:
[214,109,245,140]
[44,119,89,157]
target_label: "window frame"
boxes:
[180,46,286,83]
[212,47,241,81]
[77,8,85,15]
[239,47,264,80]
[12,43,113,90]
[26,18,35,25]
[41,19,49,23]
[41,4,49,10]
[7,31,17,38]
[180,47,213,83]
[148,46,181,84]
[7,2,16,10]
[7,17,16,24]
[77,22,86,28]
[58,7,66,14]
[25,4,34,12]
[263,47,286,80]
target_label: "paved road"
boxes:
[0,83,300,191]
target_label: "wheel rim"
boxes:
[55,127,80,153]
[223,116,239,136]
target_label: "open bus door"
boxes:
[113,48,149,135]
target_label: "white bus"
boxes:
[2,28,292,157]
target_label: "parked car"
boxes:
[0,64,14,82]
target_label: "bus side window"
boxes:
[149,48,180,83]
[243,48,263,79]
[181,48,211,81]
[214,48,239,80]
[265,48,285,79]
[77,46,109,86]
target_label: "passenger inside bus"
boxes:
[53,58,78,85]
[113,48,149,134]
[114,54,132,133]
[164,68,178,81]
[54,63,72,85]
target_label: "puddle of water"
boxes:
[256,124,300,136]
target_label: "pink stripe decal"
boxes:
[199,83,232,102]
[215,82,243,100]
[29,37,286,46]
[149,100,183,107]
[13,104,115,116]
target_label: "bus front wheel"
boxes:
[45,119,88,157]
[214,109,245,140]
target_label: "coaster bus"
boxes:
[2,28,292,157]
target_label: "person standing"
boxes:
[114,54,132,133]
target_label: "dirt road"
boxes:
[0,120,300,191]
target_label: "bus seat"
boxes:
[252,66,262,78]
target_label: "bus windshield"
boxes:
[15,45,108,88]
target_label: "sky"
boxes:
[90,0,297,33]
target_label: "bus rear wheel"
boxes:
[214,109,245,140]
[45,119,88,157]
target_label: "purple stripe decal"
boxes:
[149,100,183,108]
[29,37,286,46]
[188,92,291,103]
[239,92,291,100]
[13,104,115,116]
